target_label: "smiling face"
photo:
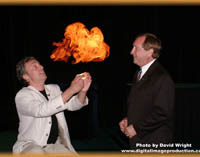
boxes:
[22,59,47,86]
[130,35,154,67]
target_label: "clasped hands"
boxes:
[69,72,92,94]
[119,117,137,139]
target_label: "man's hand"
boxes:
[62,72,92,104]
[119,117,128,133]
[80,72,92,92]
[76,72,92,104]
[124,124,137,139]
[69,74,84,94]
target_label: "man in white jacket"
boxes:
[13,56,92,154]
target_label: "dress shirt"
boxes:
[140,59,156,79]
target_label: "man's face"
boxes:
[130,36,153,67]
[23,59,47,85]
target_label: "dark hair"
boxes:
[137,33,162,58]
[16,56,36,86]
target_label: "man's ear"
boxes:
[148,48,154,58]
[22,74,29,83]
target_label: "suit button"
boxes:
[49,121,51,124]
[46,133,48,136]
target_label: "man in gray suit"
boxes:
[13,56,92,153]
[119,33,175,150]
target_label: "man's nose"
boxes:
[39,65,44,70]
[130,48,135,55]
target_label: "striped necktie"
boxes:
[137,70,142,81]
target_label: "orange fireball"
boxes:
[50,22,110,64]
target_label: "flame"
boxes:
[50,22,110,64]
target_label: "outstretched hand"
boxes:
[80,72,92,92]
[69,74,84,94]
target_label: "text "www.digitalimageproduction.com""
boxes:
[121,143,200,153]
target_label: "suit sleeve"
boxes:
[55,85,89,111]
[133,74,175,138]
[15,85,88,117]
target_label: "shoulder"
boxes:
[154,65,174,84]
[151,62,174,85]
[15,87,35,100]
[45,84,61,93]
[45,84,60,89]
[16,87,32,95]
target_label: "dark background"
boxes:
[1,5,200,149]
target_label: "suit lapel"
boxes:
[136,60,160,86]
[28,85,49,101]
[44,85,51,99]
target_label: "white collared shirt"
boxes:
[140,59,156,79]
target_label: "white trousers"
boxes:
[21,143,72,154]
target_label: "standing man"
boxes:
[119,33,175,150]
[13,56,92,153]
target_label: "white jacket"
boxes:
[13,84,88,153]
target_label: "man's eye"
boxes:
[32,65,37,70]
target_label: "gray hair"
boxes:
[16,56,36,86]
[136,33,162,58]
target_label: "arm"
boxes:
[62,72,92,104]
[15,88,67,117]
[61,74,84,104]
[16,73,92,117]
[62,72,92,111]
